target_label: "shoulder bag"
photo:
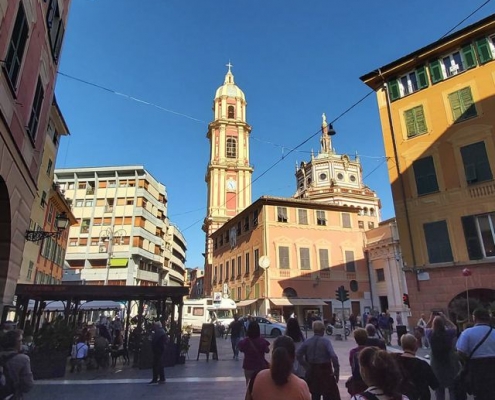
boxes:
[247,339,269,371]
[454,326,493,398]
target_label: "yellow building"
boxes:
[361,14,495,322]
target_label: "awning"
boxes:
[110,258,128,267]
[289,298,327,306]
[270,298,293,306]
[236,299,258,307]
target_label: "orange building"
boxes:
[211,196,372,322]
[361,14,495,323]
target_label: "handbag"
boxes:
[454,326,493,398]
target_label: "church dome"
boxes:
[214,65,245,101]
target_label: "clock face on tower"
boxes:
[226,178,237,191]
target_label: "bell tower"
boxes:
[203,64,253,296]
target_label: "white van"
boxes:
[207,297,236,329]
[182,297,237,331]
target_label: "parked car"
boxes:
[253,316,286,337]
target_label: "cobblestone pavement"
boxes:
[26,330,463,400]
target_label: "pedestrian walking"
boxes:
[296,320,341,400]
[416,313,428,349]
[456,307,495,400]
[70,335,88,373]
[0,329,33,399]
[364,324,386,350]
[285,317,306,379]
[394,333,438,400]
[225,314,243,360]
[346,328,369,396]
[149,321,167,385]
[349,314,357,331]
[247,336,311,400]
[238,321,270,384]
[425,312,459,400]
[351,347,408,400]
[378,312,392,346]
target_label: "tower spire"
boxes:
[224,61,235,84]
[320,112,331,154]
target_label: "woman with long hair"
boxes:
[285,318,306,379]
[351,347,408,400]
[425,312,459,400]
[248,335,311,400]
[238,321,270,384]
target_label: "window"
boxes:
[85,200,93,207]
[316,210,326,226]
[279,246,290,269]
[298,209,308,225]
[448,87,477,123]
[40,191,47,208]
[388,66,428,100]
[404,106,427,138]
[299,247,310,270]
[319,249,329,270]
[47,0,65,62]
[231,260,235,279]
[244,216,249,232]
[108,180,116,188]
[475,37,494,64]
[81,219,90,233]
[462,213,495,260]
[227,105,235,119]
[376,268,385,282]
[368,222,375,229]
[226,137,237,158]
[225,261,229,280]
[5,2,28,88]
[277,207,288,223]
[345,251,356,272]
[423,220,454,263]
[236,222,241,236]
[253,209,259,226]
[214,238,218,250]
[126,199,134,205]
[358,221,364,229]
[413,156,439,195]
[237,256,242,276]
[245,252,250,274]
[254,249,259,270]
[237,287,241,300]
[429,46,477,83]
[219,264,223,281]
[342,213,351,228]
[27,78,45,141]
[27,261,34,280]
[47,204,54,223]
[106,199,114,212]
[75,200,83,207]
[46,159,53,175]
[214,266,217,282]
[461,142,492,184]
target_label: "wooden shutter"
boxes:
[342,213,351,228]
[319,249,329,270]
[461,44,477,69]
[413,106,427,134]
[388,79,400,101]
[404,109,416,137]
[448,91,463,121]
[279,246,290,269]
[476,38,493,64]
[461,216,483,260]
[413,156,438,195]
[459,87,476,119]
[416,66,429,89]
[300,248,310,270]
[429,60,443,83]
[345,251,356,272]
[423,221,453,263]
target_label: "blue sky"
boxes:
[55,0,495,269]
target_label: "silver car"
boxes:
[253,316,286,337]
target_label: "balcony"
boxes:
[136,269,159,283]
[469,182,495,198]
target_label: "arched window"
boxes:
[282,287,298,298]
[370,208,375,216]
[228,105,235,119]
[226,137,237,158]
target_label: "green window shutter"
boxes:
[461,44,477,69]
[404,109,417,137]
[388,79,400,101]
[414,106,427,134]
[476,38,493,64]
[429,60,443,83]
[461,216,483,260]
[416,66,429,89]
[448,91,463,121]
[460,87,476,118]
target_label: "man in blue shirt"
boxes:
[456,308,495,400]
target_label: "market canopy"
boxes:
[270,298,327,306]
[236,299,258,307]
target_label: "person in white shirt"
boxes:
[70,336,88,373]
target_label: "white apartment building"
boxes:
[54,166,186,286]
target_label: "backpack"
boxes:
[0,353,18,399]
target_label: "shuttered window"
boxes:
[423,221,453,264]
[319,249,330,270]
[342,213,351,228]
[27,78,44,141]
[299,248,310,270]
[277,207,288,223]
[461,44,477,69]
[345,251,356,272]
[298,209,308,225]
[429,60,443,83]
[279,246,290,269]
[388,66,428,101]
[460,141,493,184]
[404,106,427,138]
[413,156,439,195]
[461,216,483,260]
[448,87,477,123]
[5,3,28,88]
[475,37,493,64]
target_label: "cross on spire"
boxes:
[226,61,233,73]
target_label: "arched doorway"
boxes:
[448,288,495,326]
[282,287,297,298]
[0,177,11,311]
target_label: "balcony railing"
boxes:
[469,182,495,198]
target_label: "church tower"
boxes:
[203,64,253,296]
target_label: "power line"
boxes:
[440,0,492,39]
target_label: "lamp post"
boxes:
[462,268,472,321]
[25,212,70,242]
[99,227,126,286]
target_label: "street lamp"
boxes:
[462,268,472,321]
[99,227,126,285]
[25,212,70,242]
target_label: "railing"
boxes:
[469,182,495,198]
[279,270,290,278]
[320,271,331,279]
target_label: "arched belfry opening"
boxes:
[0,177,11,300]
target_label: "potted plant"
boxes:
[178,332,191,364]
[30,316,76,379]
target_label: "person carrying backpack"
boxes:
[0,329,33,399]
